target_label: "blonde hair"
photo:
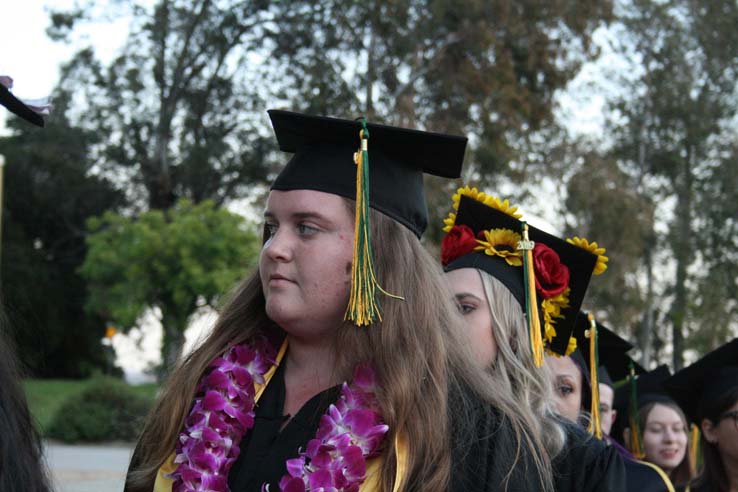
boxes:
[126,203,552,492]
[477,270,568,459]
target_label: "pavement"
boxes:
[44,442,133,492]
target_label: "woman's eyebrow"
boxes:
[454,292,481,301]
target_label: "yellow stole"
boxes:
[634,459,676,492]
[153,339,407,492]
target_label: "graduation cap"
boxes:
[570,312,642,438]
[440,187,608,362]
[0,84,45,128]
[664,338,738,424]
[269,110,466,238]
[268,110,467,326]
[612,364,673,457]
[572,314,639,384]
[599,366,614,387]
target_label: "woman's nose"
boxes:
[262,228,293,262]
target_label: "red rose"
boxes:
[533,243,570,298]
[441,225,479,266]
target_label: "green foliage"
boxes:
[50,0,276,210]
[583,0,738,367]
[46,377,154,442]
[269,0,613,179]
[23,379,90,434]
[565,149,655,331]
[80,199,259,366]
[0,94,124,377]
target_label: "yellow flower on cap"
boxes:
[566,236,609,275]
[443,186,523,232]
[475,228,523,266]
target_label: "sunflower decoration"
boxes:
[475,229,523,266]
[443,185,523,232]
[567,236,609,275]
[441,185,606,365]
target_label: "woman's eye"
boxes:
[457,303,476,315]
[558,385,573,396]
[297,223,319,235]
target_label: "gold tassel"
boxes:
[586,313,603,439]
[628,361,646,459]
[344,122,403,326]
[518,222,544,367]
[689,423,700,467]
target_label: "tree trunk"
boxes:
[364,14,376,120]
[640,244,655,368]
[670,145,693,370]
[160,313,186,380]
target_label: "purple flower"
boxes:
[170,341,274,492]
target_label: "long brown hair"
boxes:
[126,202,552,492]
[692,386,738,492]
[639,400,697,487]
[0,308,53,492]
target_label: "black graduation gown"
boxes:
[552,420,627,492]
[607,433,674,492]
[126,369,624,492]
[227,362,341,491]
[230,366,548,492]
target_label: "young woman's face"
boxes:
[444,268,497,365]
[259,190,355,337]
[703,398,738,465]
[545,355,583,423]
[642,403,688,473]
[598,383,617,436]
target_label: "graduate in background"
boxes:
[665,338,738,492]
[569,315,676,492]
[440,187,625,492]
[614,365,696,489]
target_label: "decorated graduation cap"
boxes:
[0,83,45,128]
[570,312,640,438]
[613,364,672,458]
[664,338,738,424]
[440,186,608,365]
[268,110,467,326]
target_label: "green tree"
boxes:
[0,95,124,377]
[49,0,613,216]
[80,199,259,370]
[48,0,276,211]
[606,0,738,367]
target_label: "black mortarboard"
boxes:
[598,366,614,387]
[442,191,605,355]
[0,84,45,127]
[611,364,673,452]
[572,314,638,384]
[664,338,738,423]
[614,364,672,412]
[268,110,467,238]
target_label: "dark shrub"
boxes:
[47,377,152,442]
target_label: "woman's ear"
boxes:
[701,418,718,444]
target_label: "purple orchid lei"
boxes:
[272,363,389,492]
[170,340,276,492]
[170,341,389,492]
